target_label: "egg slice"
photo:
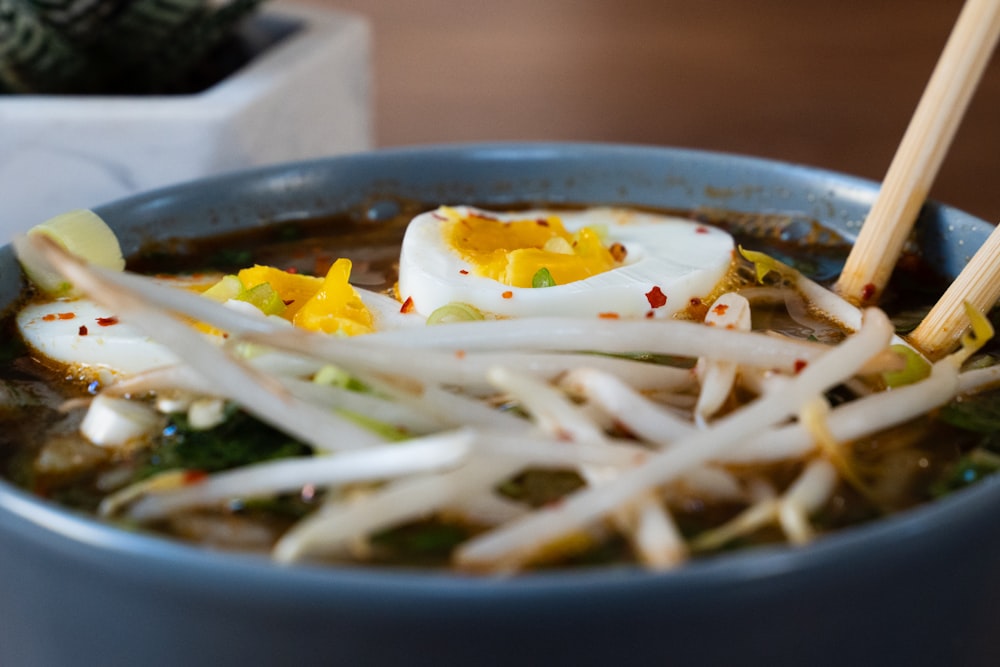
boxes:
[17,294,200,381]
[17,269,424,382]
[397,206,735,319]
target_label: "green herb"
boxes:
[141,406,311,477]
[370,520,471,564]
[531,267,556,288]
[940,392,1000,439]
[930,449,1000,498]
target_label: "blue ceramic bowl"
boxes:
[1,144,997,667]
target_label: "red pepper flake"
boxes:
[41,314,56,321]
[399,296,415,314]
[502,291,513,299]
[794,359,808,373]
[285,267,298,274]
[183,470,209,485]
[459,269,469,275]
[860,283,877,303]
[599,312,620,319]
[645,286,667,309]
[609,242,628,262]
[57,312,75,320]
[96,316,118,327]
[695,226,710,234]
[712,304,729,316]
[78,325,88,336]
[690,297,702,307]
[645,310,656,319]
[536,219,550,227]
[455,350,467,360]
[283,299,295,306]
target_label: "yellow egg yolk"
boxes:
[201,261,374,336]
[292,258,375,336]
[237,265,323,319]
[442,207,619,287]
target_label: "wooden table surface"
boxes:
[292,0,1000,223]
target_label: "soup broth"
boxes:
[1,202,996,572]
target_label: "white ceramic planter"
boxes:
[0,4,372,237]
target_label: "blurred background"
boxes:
[293,0,1000,223]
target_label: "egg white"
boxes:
[17,277,424,381]
[18,297,193,380]
[397,206,735,319]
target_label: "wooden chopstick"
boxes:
[833,0,1000,306]
[908,224,1000,359]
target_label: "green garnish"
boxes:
[201,274,243,302]
[940,392,1000,439]
[18,209,125,296]
[237,282,285,316]
[426,302,485,325]
[142,407,311,477]
[531,267,556,288]
[738,246,788,284]
[882,344,932,388]
[930,449,1000,498]
[313,364,369,392]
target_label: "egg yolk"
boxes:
[292,258,374,336]
[205,260,374,336]
[238,265,323,319]
[442,207,618,287]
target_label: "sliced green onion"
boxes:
[19,209,125,295]
[427,302,485,325]
[202,275,244,302]
[313,364,368,392]
[882,344,931,388]
[532,267,556,288]
[238,283,285,316]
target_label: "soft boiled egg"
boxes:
[17,277,218,381]
[397,206,735,319]
[17,263,423,382]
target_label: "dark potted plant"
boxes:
[0,0,269,94]
[0,0,372,232]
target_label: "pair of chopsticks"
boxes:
[832,0,1000,359]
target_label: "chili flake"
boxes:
[502,291,513,299]
[183,470,209,485]
[645,286,667,309]
[400,296,415,314]
[96,316,118,327]
[78,325,88,336]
